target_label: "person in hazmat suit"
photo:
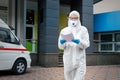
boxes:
[58,10,90,80]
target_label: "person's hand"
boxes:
[60,39,66,44]
[72,39,80,44]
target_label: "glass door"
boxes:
[26,24,37,52]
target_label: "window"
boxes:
[9,31,20,44]
[115,33,120,51]
[115,33,120,42]
[100,33,113,52]
[101,44,112,51]
[99,32,120,52]
[115,43,120,51]
[0,28,19,44]
[26,10,34,24]
[0,29,9,42]
[101,34,112,42]
[26,27,33,39]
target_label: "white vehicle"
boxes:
[0,19,31,75]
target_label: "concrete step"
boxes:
[58,54,63,67]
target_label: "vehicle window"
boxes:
[0,29,9,42]
[0,28,20,44]
[9,31,20,44]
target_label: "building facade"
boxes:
[91,0,120,65]
[0,0,95,66]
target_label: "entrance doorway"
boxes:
[26,24,37,52]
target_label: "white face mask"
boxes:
[69,20,78,27]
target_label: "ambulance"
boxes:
[0,19,31,75]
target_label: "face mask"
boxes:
[69,20,78,27]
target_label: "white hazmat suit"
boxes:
[58,11,90,80]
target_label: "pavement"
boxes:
[0,65,120,80]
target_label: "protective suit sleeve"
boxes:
[78,27,90,49]
[58,33,66,50]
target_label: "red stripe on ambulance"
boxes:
[0,48,28,51]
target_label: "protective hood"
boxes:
[68,10,82,29]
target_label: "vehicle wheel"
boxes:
[12,59,27,75]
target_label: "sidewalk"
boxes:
[0,65,120,80]
[85,65,120,80]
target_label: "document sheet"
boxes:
[61,33,74,42]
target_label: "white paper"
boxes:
[61,33,74,42]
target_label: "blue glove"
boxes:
[60,39,66,44]
[72,39,80,44]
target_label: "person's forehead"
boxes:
[70,13,78,17]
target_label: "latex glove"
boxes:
[60,39,66,44]
[72,39,80,44]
